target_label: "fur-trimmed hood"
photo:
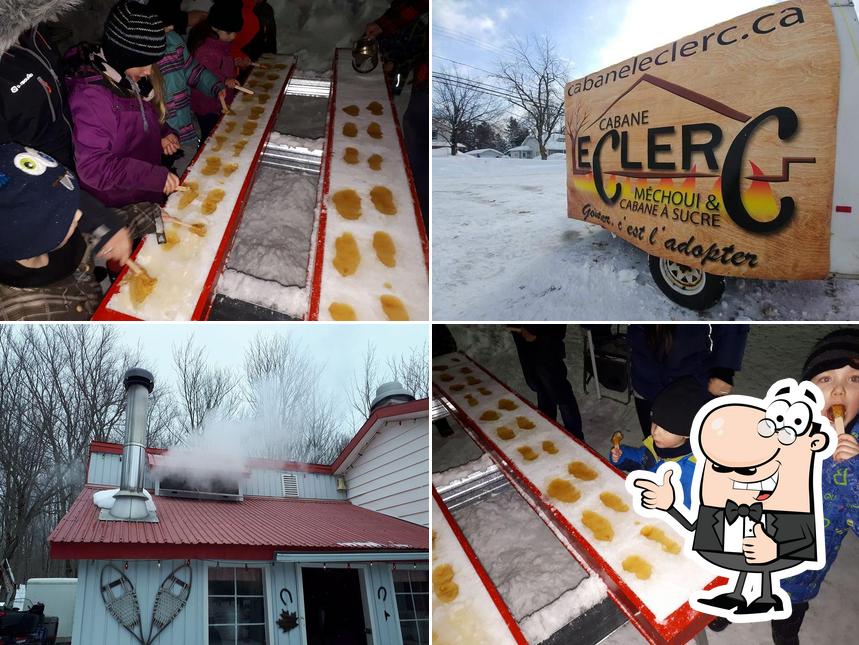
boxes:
[0,0,83,55]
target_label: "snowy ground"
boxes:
[432,324,859,644]
[431,156,859,321]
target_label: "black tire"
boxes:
[648,255,725,311]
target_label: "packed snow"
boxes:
[432,352,714,624]
[432,156,859,321]
[107,55,295,320]
[432,453,496,489]
[92,488,157,513]
[316,53,428,321]
[432,496,519,645]
[520,577,608,644]
[220,166,318,318]
[451,486,607,644]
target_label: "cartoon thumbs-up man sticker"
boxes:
[627,378,835,622]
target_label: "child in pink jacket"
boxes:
[188,0,244,141]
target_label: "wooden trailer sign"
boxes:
[565,0,840,280]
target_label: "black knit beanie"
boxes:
[651,376,713,438]
[102,1,167,73]
[802,329,859,381]
[208,0,245,33]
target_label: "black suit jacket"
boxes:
[668,505,817,561]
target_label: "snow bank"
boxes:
[432,156,859,320]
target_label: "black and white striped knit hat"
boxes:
[102,1,166,73]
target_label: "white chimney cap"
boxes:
[370,381,415,411]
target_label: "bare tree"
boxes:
[388,341,429,399]
[0,325,176,579]
[172,337,242,435]
[348,341,428,428]
[433,67,502,155]
[496,35,569,160]
[348,342,380,422]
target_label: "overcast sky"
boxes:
[107,323,427,430]
[433,0,858,80]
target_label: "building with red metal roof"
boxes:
[49,395,429,645]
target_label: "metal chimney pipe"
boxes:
[108,368,157,522]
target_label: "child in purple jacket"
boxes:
[188,0,245,142]
[65,1,180,237]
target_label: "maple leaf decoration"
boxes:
[277,610,298,632]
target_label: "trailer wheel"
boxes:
[648,255,725,311]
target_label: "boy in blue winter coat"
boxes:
[771,330,859,645]
[610,376,712,508]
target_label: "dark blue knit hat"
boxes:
[0,143,80,261]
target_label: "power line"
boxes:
[433,72,518,102]
[433,25,507,56]
[433,71,511,95]
[432,54,495,77]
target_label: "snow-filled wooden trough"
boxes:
[432,352,724,645]
[308,48,428,321]
[432,490,526,644]
[92,47,427,321]
[93,54,296,321]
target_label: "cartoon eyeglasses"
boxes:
[757,399,814,445]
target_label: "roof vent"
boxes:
[370,381,415,413]
[281,473,299,497]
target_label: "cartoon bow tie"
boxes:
[724,500,763,524]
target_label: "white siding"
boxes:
[87,452,155,489]
[244,469,343,500]
[87,452,344,500]
[344,416,429,526]
[72,559,407,645]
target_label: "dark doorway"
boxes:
[302,567,368,644]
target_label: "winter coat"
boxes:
[628,324,750,401]
[244,0,277,59]
[65,47,170,208]
[0,29,75,168]
[0,31,125,259]
[782,422,858,603]
[160,30,224,145]
[230,0,261,61]
[375,0,429,88]
[0,242,103,321]
[611,435,697,508]
[191,36,236,117]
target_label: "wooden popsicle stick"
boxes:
[234,85,255,95]
[835,415,846,435]
[219,94,234,115]
[126,259,145,276]
[167,218,195,230]
[174,185,191,192]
